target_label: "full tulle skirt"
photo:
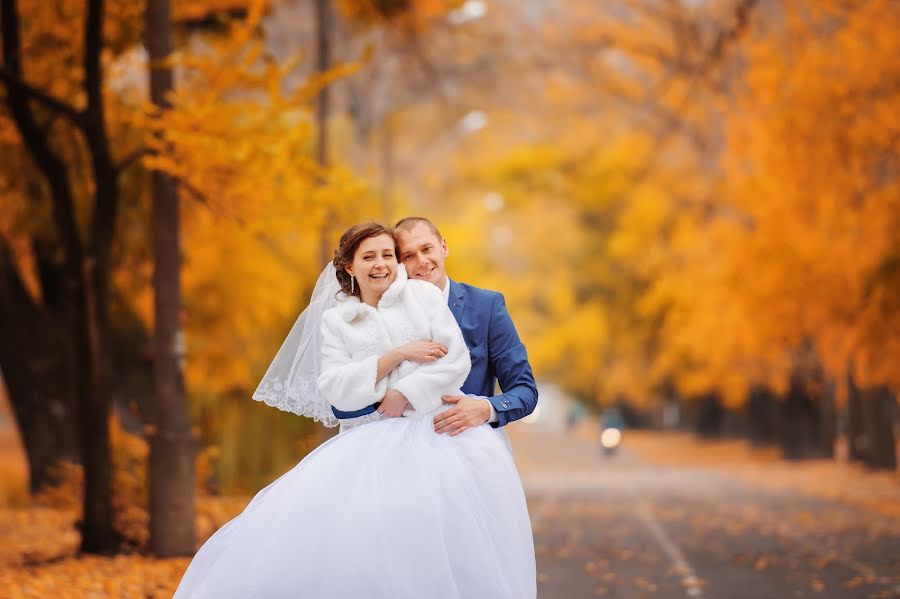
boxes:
[173,409,536,599]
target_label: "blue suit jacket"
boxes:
[448,279,538,427]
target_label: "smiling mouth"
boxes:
[415,266,435,278]
[370,273,388,279]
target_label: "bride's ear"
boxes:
[344,265,354,277]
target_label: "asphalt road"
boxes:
[506,424,900,599]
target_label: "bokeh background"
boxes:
[1,0,898,596]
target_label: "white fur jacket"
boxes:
[317,265,471,416]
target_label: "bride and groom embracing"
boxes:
[174,217,539,598]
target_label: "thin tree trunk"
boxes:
[860,387,897,470]
[314,0,335,268]
[79,257,115,552]
[381,113,394,223]
[847,364,866,462]
[314,0,331,170]
[79,0,119,554]
[780,372,820,460]
[746,385,777,447]
[147,0,196,556]
[694,392,724,438]
[818,379,836,459]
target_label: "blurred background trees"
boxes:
[0,0,897,554]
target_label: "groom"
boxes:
[392,216,538,435]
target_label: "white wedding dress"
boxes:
[173,408,536,599]
[174,266,536,598]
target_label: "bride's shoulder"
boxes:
[322,297,367,327]
[320,306,344,332]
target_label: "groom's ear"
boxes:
[441,237,449,257]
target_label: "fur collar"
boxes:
[335,265,408,322]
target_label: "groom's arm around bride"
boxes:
[394,217,538,436]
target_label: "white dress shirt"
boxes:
[441,277,498,424]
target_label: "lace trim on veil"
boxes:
[251,263,343,428]
[253,376,339,427]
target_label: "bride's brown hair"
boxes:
[332,222,395,297]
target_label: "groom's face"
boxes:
[396,223,448,290]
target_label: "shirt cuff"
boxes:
[480,397,498,423]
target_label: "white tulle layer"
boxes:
[174,410,536,599]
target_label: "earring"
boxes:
[350,275,355,294]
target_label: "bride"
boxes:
[174,222,536,599]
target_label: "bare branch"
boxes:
[0,68,86,128]
[1,0,84,258]
[705,0,759,68]
[115,147,148,175]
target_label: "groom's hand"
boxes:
[434,396,491,436]
[378,389,409,417]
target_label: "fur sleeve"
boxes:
[317,310,388,411]
[391,282,471,413]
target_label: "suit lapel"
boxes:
[448,279,465,323]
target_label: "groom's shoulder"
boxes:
[453,280,504,306]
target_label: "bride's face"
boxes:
[346,234,398,301]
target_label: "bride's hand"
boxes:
[400,340,448,363]
[377,389,409,417]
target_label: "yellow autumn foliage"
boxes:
[648,0,900,403]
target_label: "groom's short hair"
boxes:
[394,216,444,241]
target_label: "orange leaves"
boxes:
[0,550,190,598]
[594,0,900,404]
[20,415,246,553]
[0,488,248,597]
[175,0,272,26]
[431,0,899,409]
[713,0,900,391]
[335,0,461,31]
[123,1,381,403]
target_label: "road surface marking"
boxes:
[637,501,704,597]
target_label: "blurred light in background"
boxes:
[600,427,622,450]
[483,192,505,212]
[521,404,541,425]
[448,1,487,26]
[456,109,488,136]
[491,224,513,248]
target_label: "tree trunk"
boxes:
[746,385,777,447]
[381,113,394,223]
[860,387,897,470]
[78,0,120,554]
[314,0,335,268]
[2,0,117,553]
[779,373,821,460]
[314,0,332,170]
[694,392,724,438]
[147,0,196,556]
[0,240,80,491]
[78,258,116,553]
[818,379,836,459]
[846,364,866,462]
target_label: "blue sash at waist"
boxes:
[331,401,381,419]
